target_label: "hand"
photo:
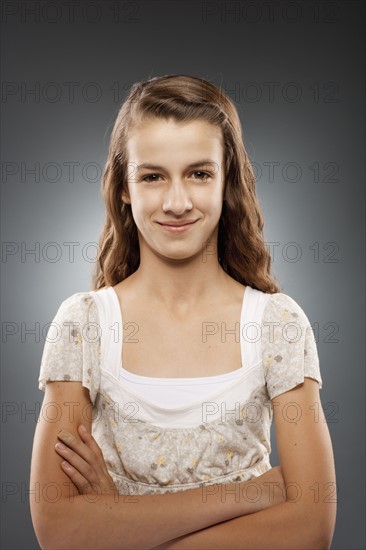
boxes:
[55,424,118,497]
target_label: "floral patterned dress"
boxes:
[38,285,323,496]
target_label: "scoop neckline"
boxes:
[99,361,259,415]
[108,284,250,382]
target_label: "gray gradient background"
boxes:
[1,1,365,548]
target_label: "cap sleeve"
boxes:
[38,292,101,405]
[261,292,323,401]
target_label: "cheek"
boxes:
[202,194,223,217]
[130,194,157,225]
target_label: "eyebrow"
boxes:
[136,160,218,172]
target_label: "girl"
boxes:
[30,74,336,549]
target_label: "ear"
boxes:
[121,189,131,204]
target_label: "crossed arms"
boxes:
[30,377,336,549]
[152,377,337,549]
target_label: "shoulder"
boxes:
[53,291,98,321]
[48,291,100,342]
[56,290,96,311]
[260,291,314,377]
[262,291,311,329]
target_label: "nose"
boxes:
[162,180,193,215]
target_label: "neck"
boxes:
[126,250,231,314]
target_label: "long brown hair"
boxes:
[91,74,281,294]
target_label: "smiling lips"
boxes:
[158,219,197,226]
[157,220,198,233]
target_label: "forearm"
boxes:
[154,501,326,550]
[38,480,259,550]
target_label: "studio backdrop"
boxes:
[1,1,364,549]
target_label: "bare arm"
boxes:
[152,378,337,550]
[30,381,283,550]
[150,500,327,550]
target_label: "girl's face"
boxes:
[123,117,225,262]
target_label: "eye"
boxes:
[141,171,212,183]
[192,171,211,181]
[142,173,162,182]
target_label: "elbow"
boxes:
[317,522,336,550]
[33,524,58,550]
[299,521,334,550]
[314,510,337,550]
[35,528,57,550]
[32,518,69,550]
[31,502,79,550]
[291,502,336,550]
[316,532,333,550]
[34,523,77,550]
[302,525,333,550]
[31,515,55,550]
[319,503,337,549]
[31,503,53,549]
[37,522,79,550]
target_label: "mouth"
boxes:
[156,220,198,233]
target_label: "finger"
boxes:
[57,447,115,496]
[77,425,109,474]
[55,440,99,485]
[78,425,103,457]
[60,459,93,495]
[57,429,103,476]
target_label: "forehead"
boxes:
[127,118,224,162]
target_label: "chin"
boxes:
[155,247,201,262]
